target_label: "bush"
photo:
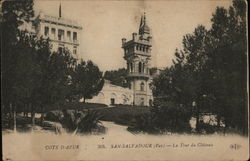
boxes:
[129,102,192,134]
[96,106,151,126]
[44,102,107,112]
[45,110,63,122]
[153,102,192,133]
[128,112,159,134]
[76,110,106,134]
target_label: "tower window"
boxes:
[44,26,49,36]
[140,82,145,91]
[130,63,133,72]
[138,62,142,73]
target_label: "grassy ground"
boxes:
[95,106,152,126]
[2,105,152,133]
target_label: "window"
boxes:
[51,28,56,39]
[67,31,71,41]
[58,47,63,54]
[140,82,145,91]
[58,29,64,41]
[138,62,142,73]
[73,46,77,54]
[44,26,49,36]
[140,98,144,106]
[149,99,153,106]
[73,32,77,42]
[130,63,133,72]
[110,98,115,105]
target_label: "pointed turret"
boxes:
[139,12,150,35]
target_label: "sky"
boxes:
[34,0,232,72]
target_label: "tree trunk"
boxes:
[196,106,200,133]
[40,106,44,125]
[217,115,221,128]
[24,104,28,117]
[30,103,35,130]
[223,119,227,135]
[13,104,17,133]
[9,103,13,129]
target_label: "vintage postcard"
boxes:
[1,0,249,161]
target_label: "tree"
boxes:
[72,60,104,103]
[104,68,129,88]
[2,0,35,129]
[208,0,247,134]
[1,0,78,127]
[151,0,247,134]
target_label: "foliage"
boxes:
[77,110,105,134]
[151,0,247,135]
[104,68,129,87]
[2,0,35,107]
[97,106,151,126]
[1,0,104,130]
[131,103,191,134]
[46,109,105,134]
[71,60,104,102]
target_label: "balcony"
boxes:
[127,72,150,79]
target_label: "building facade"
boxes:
[33,5,82,58]
[86,80,134,106]
[122,13,153,106]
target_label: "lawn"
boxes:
[95,105,152,126]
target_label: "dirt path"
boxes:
[101,121,134,136]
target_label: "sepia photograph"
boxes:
[1,0,249,160]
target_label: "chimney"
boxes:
[122,38,126,45]
[132,33,137,40]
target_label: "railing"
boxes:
[127,72,150,78]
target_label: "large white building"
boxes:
[86,80,134,105]
[33,5,82,58]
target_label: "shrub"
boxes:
[77,110,106,134]
[130,102,192,134]
[45,110,63,122]
[153,102,192,133]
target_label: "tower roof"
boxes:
[139,12,150,35]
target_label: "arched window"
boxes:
[138,62,142,73]
[130,63,133,72]
[140,82,145,91]
[142,63,145,73]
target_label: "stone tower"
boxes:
[122,13,153,106]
